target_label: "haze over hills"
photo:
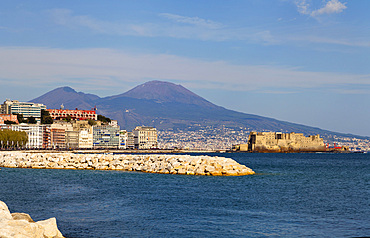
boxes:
[31,81,365,139]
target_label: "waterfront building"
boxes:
[93,125,120,149]
[0,100,46,122]
[71,121,93,149]
[133,126,158,149]
[51,120,74,132]
[50,128,66,149]
[42,126,51,149]
[47,108,97,121]
[119,130,128,149]
[247,131,326,152]
[0,114,18,124]
[79,128,93,149]
[11,124,44,149]
[66,131,79,149]
[126,132,135,149]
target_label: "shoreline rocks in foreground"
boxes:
[0,152,255,176]
[0,200,64,238]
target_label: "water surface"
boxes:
[1,153,369,237]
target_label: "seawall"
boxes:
[0,152,255,176]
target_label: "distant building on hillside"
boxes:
[247,131,326,152]
[0,100,46,123]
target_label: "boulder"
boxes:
[11,213,34,223]
[0,201,12,220]
[0,219,45,238]
[0,201,64,238]
[36,217,64,238]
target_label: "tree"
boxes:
[4,120,17,125]
[13,113,25,123]
[88,119,97,126]
[27,117,37,124]
[97,115,111,124]
[41,109,53,124]
[0,130,28,149]
[66,115,72,122]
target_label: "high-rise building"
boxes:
[0,100,46,123]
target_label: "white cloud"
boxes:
[159,13,223,29]
[294,0,347,17]
[48,8,277,44]
[49,9,154,36]
[311,0,347,16]
[0,47,368,94]
[48,8,366,48]
[295,0,310,15]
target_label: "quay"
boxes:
[0,151,255,176]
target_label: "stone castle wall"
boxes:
[248,132,326,152]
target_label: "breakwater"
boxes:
[0,152,255,176]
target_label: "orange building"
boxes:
[0,114,19,124]
[51,128,66,149]
[47,109,97,121]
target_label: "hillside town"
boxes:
[1,99,369,152]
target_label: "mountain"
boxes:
[32,86,99,110]
[30,81,365,139]
[119,80,217,108]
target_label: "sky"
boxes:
[0,0,369,136]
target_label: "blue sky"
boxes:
[0,0,369,136]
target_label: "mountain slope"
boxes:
[118,80,217,108]
[30,81,365,139]
[32,86,100,110]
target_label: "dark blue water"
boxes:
[1,153,369,237]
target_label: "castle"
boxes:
[233,131,326,152]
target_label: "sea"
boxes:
[1,152,369,238]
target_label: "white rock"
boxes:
[36,217,64,238]
[0,201,12,220]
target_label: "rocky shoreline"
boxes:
[0,151,255,176]
[0,200,64,238]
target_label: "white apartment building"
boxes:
[79,129,93,149]
[133,126,158,149]
[127,132,135,149]
[11,124,44,149]
[119,130,128,149]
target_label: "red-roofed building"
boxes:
[47,109,97,121]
